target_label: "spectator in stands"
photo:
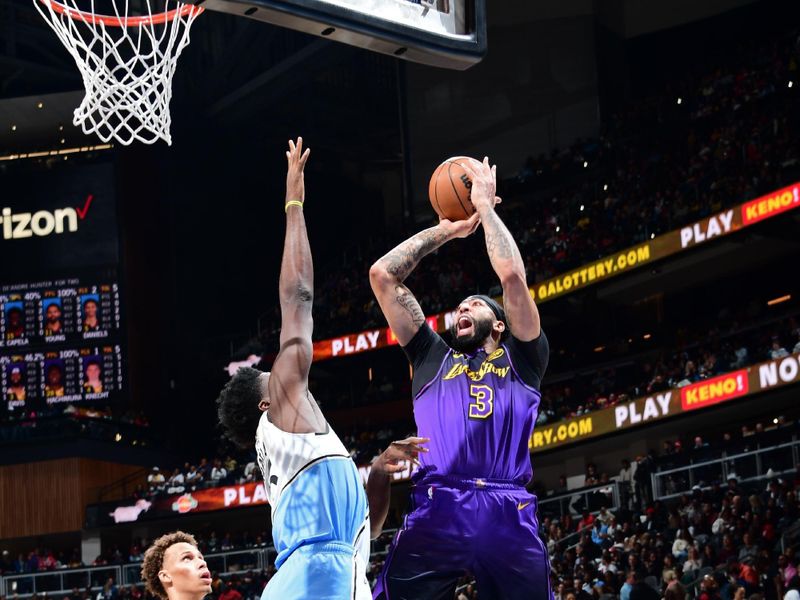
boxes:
[771,339,790,360]
[209,460,227,485]
[671,530,691,562]
[197,459,211,483]
[630,571,659,600]
[223,456,237,475]
[147,467,165,494]
[185,465,201,489]
[684,547,703,572]
[129,546,144,563]
[217,582,241,600]
[664,581,686,600]
[241,461,257,483]
[96,578,118,600]
[619,459,636,509]
[738,532,759,562]
[167,469,185,495]
[785,576,800,600]
[778,555,799,596]
[699,574,722,600]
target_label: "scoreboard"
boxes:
[0,159,125,412]
[0,277,125,410]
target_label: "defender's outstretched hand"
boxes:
[286,137,311,205]
[373,437,430,474]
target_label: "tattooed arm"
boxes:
[369,216,479,346]
[463,158,541,341]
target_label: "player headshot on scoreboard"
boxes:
[82,356,104,393]
[42,298,64,336]
[6,364,26,402]
[44,359,66,397]
[4,302,25,340]
[80,294,101,332]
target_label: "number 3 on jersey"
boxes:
[468,384,494,420]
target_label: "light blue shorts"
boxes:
[261,541,361,600]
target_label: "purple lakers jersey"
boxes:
[403,326,549,485]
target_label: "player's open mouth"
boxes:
[200,571,212,582]
[457,316,473,336]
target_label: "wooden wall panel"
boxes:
[0,459,142,539]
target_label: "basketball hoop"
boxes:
[34,0,203,145]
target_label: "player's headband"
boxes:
[467,295,507,325]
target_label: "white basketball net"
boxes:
[34,0,203,145]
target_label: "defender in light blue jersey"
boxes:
[216,138,370,600]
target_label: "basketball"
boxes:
[428,156,483,221]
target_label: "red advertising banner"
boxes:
[741,184,800,225]
[680,370,749,411]
[104,482,269,526]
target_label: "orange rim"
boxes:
[38,0,203,26]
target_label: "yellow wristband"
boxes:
[285,200,304,212]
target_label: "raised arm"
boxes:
[268,137,326,433]
[369,217,479,346]
[463,158,541,341]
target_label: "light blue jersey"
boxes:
[255,413,371,600]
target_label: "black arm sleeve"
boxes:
[505,329,550,390]
[402,325,450,398]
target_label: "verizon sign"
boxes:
[0,195,92,240]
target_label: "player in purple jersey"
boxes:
[368,157,551,600]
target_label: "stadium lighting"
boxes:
[767,294,791,306]
[10,125,16,131]
[583,161,588,168]
[773,418,779,424]
[37,101,43,109]
[643,333,652,340]
[368,367,373,382]
[603,184,608,191]
[593,346,604,352]
[789,81,794,88]
[650,233,655,239]
[677,97,682,105]
[0,143,113,162]
[580,205,585,211]
[556,226,560,232]
[115,433,122,442]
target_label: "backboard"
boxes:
[189,0,487,70]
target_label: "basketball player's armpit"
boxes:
[283,282,312,305]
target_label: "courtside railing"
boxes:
[651,439,800,500]
[538,481,622,521]
[0,533,398,598]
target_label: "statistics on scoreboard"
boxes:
[0,280,121,348]
[0,277,124,409]
[2,345,124,408]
